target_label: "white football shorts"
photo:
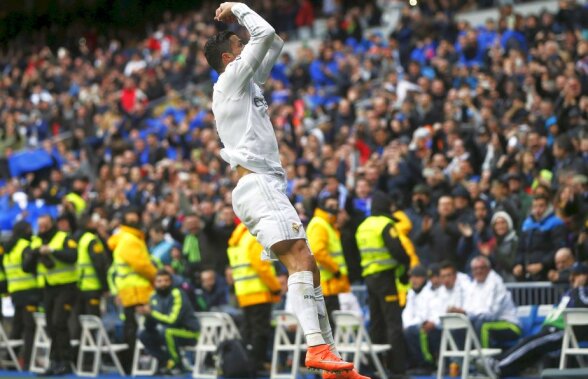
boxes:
[232,172,306,260]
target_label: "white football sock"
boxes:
[287,271,325,346]
[314,285,341,357]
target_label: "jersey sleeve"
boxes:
[253,34,284,85]
[216,4,277,96]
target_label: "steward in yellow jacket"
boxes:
[22,214,78,375]
[355,191,409,376]
[1,220,40,370]
[307,195,350,325]
[107,208,157,373]
[227,222,281,372]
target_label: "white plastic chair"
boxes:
[131,315,157,377]
[0,320,23,371]
[76,315,128,377]
[515,305,533,318]
[192,312,238,379]
[30,313,51,373]
[559,309,588,369]
[270,311,307,379]
[437,313,502,379]
[131,338,158,377]
[332,311,390,379]
[220,312,242,340]
[538,304,555,318]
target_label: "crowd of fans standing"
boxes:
[0,0,587,375]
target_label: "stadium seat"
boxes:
[192,312,239,379]
[437,313,502,379]
[131,315,157,377]
[131,339,158,377]
[30,313,51,374]
[559,309,588,369]
[516,305,534,337]
[270,311,307,379]
[332,310,390,379]
[0,319,23,371]
[76,315,128,377]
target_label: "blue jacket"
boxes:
[517,211,566,279]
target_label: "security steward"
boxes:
[355,191,410,376]
[73,214,111,337]
[22,214,78,375]
[227,222,281,373]
[108,207,157,374]
[64,175,88,217]
[0,221,41,370]
[138,269,199,375]
[307,195,350,325]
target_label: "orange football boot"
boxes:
[305,344,354,373]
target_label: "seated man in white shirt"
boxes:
[448,256,520,348]
[403,264,443,372]
[439,260,470,311]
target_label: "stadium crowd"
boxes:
[0,0,588,376]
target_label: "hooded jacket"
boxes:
[108,225,156,307]
[516,206,566,280]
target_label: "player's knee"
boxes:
[272,239,315,272]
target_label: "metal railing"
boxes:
[351,281,568,308]
[505,282,568,306]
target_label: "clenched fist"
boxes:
[215,2,238,24]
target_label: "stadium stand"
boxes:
[0,0,587,377]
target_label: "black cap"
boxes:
[571,262,588,275]
[410,265,428,277]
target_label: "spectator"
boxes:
[485,262,588,377]
[416,195,462,267]
[199,203,236,276]
[168,212,203,285]
[149,224,174,267]
[456,198,494,272]
[489,178,520,230]
[513,195,567,281]
[505,173,532,220]
[547,247,576,285]
[403,265,443,373]
[195,268,229,311]
[449,256,520,349]
[489,211,518,282]
[405,184,435,266]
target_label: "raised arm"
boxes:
[216,3,277,91]
[253,34,284,85]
